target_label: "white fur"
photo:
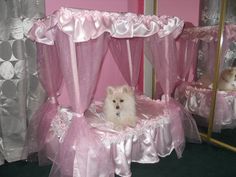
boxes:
[103,85,137,129]
[218,67,236,91]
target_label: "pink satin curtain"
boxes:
[109,37,144,87]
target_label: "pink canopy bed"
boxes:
[25,7,200,177]
[175,25,236,132]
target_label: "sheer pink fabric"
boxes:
[50,30,112,177]
[26,7,202,177]
[26,43,62,164]
[109,37,144,87]
[145,35,178,99]
[176,37,199,82]
[145,32,201,143]
[55,30,109,112]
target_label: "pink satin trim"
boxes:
[28,7,184,45]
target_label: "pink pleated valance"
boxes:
[28,7,184,45]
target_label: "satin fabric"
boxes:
[26,7,200,177]
[175,83,236,132]
[28,7,184,45]
[45,95,185,177]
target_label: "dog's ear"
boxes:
[107,86,114,95]
[122,85,131,94]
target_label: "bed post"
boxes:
[68,36,81,112]
[126,39,133,87]
[43,44,59,105]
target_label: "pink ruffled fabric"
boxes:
[175,83,236,132]
[43,95,186,177]
[28,7,184,45]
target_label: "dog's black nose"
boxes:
[116,106,120,109]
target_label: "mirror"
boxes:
[173,0,236,151]
[210,0,236,148]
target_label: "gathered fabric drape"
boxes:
[176,38,199,82]
[145,35,178,99]
[26,43,62,164]
[0,0,45,165]
[49,31,112,177]
[109,38,144,87]
[145,31,201,143]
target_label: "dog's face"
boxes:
[106,85,134,112]
[221,67,236,82]
[104,85,137,128]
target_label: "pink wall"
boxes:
[157,0,200,26]
[46,0,133,14]
[45,0,143,103]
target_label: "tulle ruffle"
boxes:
[26,95,200,177]
[27,7,184,45]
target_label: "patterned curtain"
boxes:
[197,0,236,77]
[0,0,45,165]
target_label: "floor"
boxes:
[0,142,236,177]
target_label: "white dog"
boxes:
[218,67,236,91]
[103,85,137,129]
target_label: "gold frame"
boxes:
[201,0,236,153]
[152,0,157,99]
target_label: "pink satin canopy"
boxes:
[26,7,200,177]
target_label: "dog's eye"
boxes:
[120,99,124,102]
[113,100,116,103]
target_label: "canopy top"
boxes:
[28,7,184,45]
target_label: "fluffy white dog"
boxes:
[103,85,137,129]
